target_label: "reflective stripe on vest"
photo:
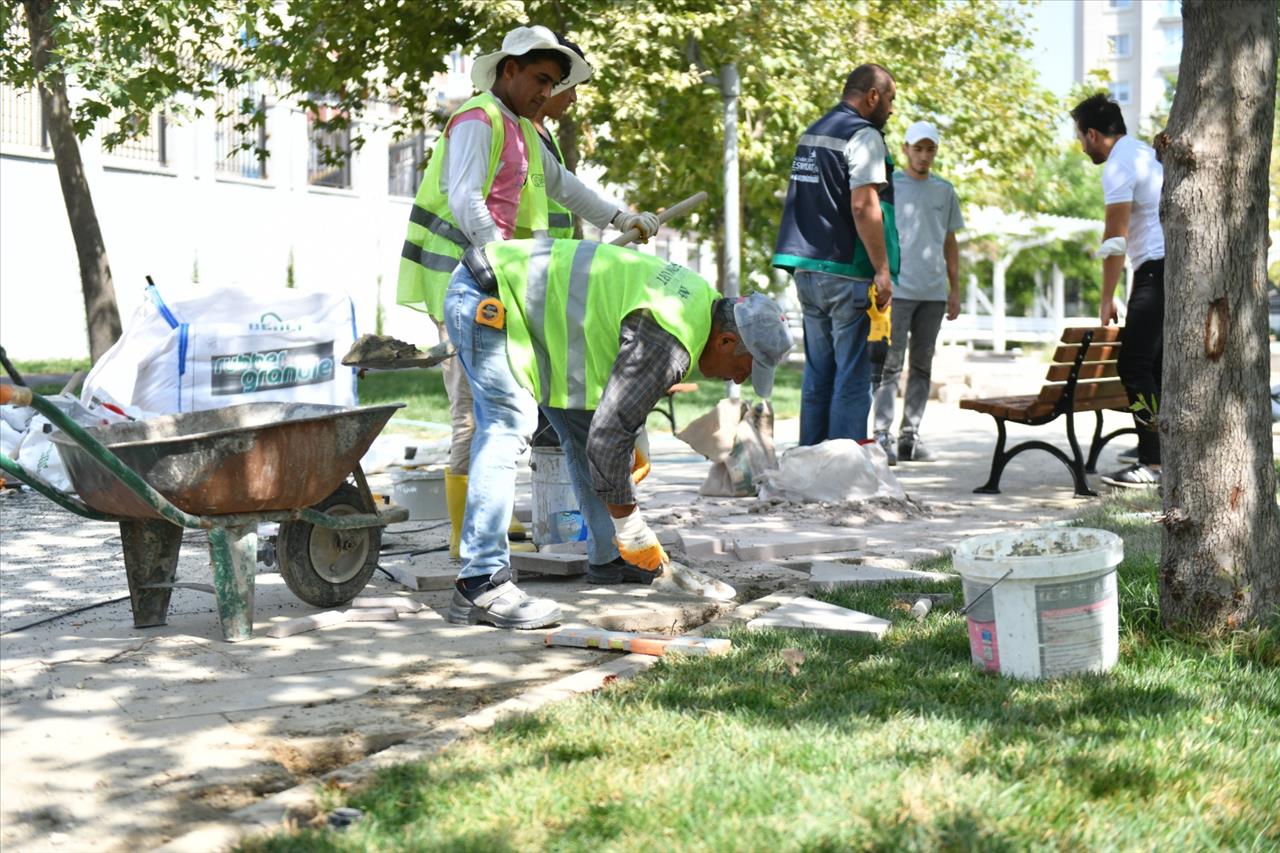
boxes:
[489,239,717,410]
[396,93,548,321]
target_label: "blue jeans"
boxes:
[794,270,872,445]
[444,266,539,580]
[540,407,621,566]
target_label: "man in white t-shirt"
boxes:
[872,120,964,464]
[1072,93,1164,487]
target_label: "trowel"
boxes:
[655,559,736,601]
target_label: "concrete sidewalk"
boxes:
[0,400,1140,851]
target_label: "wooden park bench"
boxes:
[960,327,1137,497]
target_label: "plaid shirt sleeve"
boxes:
[587,311,692,506]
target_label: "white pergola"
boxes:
[954,207,1105,352]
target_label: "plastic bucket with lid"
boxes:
[954,527,1124,680]
[530,446,584,545]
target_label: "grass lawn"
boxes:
[242,490,1279,852]
[356,361,805,436]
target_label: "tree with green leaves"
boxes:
[1,1,267,360]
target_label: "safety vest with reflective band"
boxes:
[771,103,899,280]
[485,238,717,410]
[515,130,575,239]
[396,93,549,321]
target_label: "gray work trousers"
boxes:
[871,298,945,439]
[440,325,475,475]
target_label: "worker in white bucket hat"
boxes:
[397,24,660,560]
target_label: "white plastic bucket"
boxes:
[953,527,1124,680]
[390,470,447,521]
[530,447,585,545]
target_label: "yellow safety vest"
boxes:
[396,93,549,321]
[486,238,717,410]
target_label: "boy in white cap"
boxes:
[443,238,794,629]
[872,119,963,464]
[397,25,660,558]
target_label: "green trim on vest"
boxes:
[487,239,717,410]
[396,93,548,321]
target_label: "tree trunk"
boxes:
[557,118,584,238]
[23,0,122,363]
[1158,0,1280,631]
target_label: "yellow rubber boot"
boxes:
[444,469,467,560]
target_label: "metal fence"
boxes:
[0,84,47,149]
[215,82,267,179]
[109,112,167,165]
[307,109,351,188]
[388,132,427,197]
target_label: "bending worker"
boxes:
[396,24,659,558]
[443,238,794,629]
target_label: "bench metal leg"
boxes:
[1085,410,1139,473]
[1063,411,1097,497]
[975,416,1098,498]
[119,520,183,628]
[974,417,1010,494]
[208,525,257,642]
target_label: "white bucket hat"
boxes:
[470,25,593,95]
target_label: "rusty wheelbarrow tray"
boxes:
[0,386,409,642]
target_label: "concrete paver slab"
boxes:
[808,560,953,592]
[746,596,892,639]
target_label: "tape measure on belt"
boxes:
[475,297,505,330]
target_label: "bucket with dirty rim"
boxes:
[530,446,585,546]
[953,527,1124,680]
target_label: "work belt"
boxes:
[462,245,499,294]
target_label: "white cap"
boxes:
[471,25,593,95]
[904,120,940,145]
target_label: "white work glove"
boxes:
[611,508,668,571]
[614,210,660,242]
[1093,236,1127,259]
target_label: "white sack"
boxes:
[761,439,905,503]
[82,282,358,414]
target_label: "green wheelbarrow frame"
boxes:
[0,385,409,642]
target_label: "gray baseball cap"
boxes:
[732,293,794,398]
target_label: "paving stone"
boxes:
[510,551,588,576]
[266,610,349,638]
[808,561,952,593]
[729,532,865,561]
[344,607,400,622]
[674,531,726,558]
[350,596,424,613]
[746,597,890,639]
[381,564,457,591]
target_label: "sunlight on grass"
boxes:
[241,488,1280,852]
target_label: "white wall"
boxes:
[2,96,432,361]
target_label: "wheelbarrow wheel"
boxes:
[277,483,380,608]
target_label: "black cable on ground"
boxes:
[2,595,132,635]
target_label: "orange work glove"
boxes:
[631,446,651,484]
[611,509,668,571]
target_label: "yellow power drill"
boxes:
[867,284,891,365]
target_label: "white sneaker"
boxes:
[1100,463,1161,489]
[447,569,562,629]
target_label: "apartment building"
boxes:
[1074,0,1183,136]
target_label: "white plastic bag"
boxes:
[761,439,905,503]
[82,282,359,414]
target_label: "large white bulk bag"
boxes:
[82,282,358,413]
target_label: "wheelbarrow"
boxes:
[0,384,409,641]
